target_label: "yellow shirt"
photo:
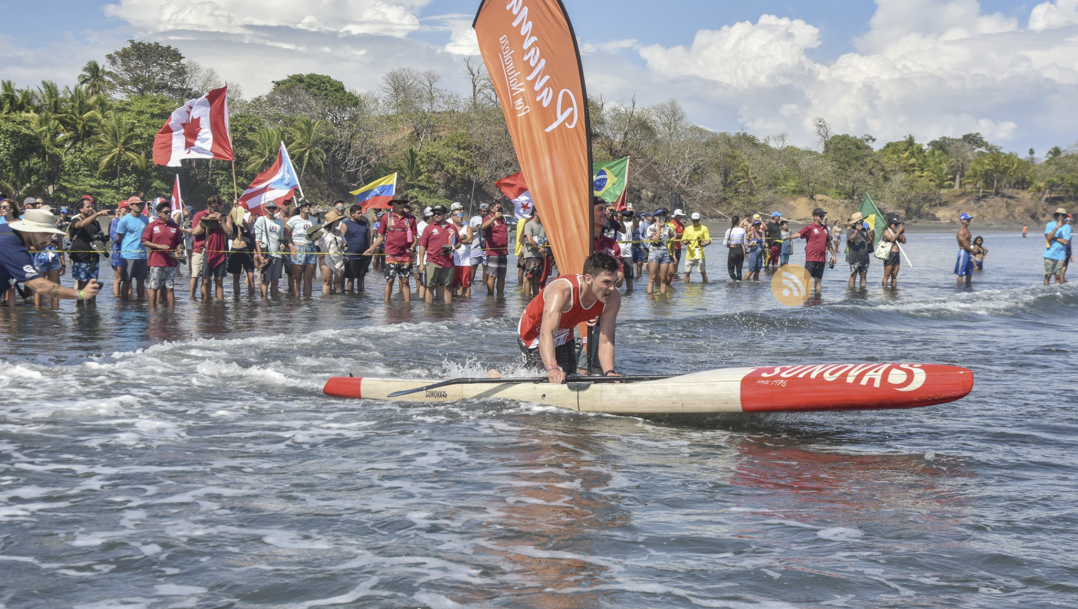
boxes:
[681,224,710,260]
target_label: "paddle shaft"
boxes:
[387,374,675,398]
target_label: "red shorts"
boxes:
[453,265,474,289]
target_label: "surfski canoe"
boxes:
[323,363,973,415]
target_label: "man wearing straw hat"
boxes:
[1,209,102,303]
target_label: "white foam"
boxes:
[817,527,864,541]
[154,584,207,595]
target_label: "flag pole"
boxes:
[896,242,913,268]
[281,141,305,200]
[231,160,239,202]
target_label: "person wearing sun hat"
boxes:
[1044,207,1071,285]
[315,210,348,295]
[1,209,102,305]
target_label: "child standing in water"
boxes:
[779,220,792,267]
[971,236,988,270]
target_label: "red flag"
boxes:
[170,175,183,214]
[495,171,534,220]
[153,86,234,167]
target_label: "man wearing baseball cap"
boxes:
[1044,207,1071,285]
[115,196,150,300]
[668,209,687,282]
[788,207,836,293]
[682,212,711,283]
[955,212,974,286]
[1,209,101,304]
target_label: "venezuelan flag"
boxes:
[351,173,397,211]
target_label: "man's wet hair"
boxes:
[583,251,620,276]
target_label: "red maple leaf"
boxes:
[183,115,202,151]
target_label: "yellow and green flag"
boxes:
[592,157,629,206]
[859,194,889,247]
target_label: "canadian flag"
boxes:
[239,142,300,215]
[494,171,533,220]
[153,86,234,167]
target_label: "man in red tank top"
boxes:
[516,251,622,384]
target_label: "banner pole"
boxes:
[897,242,913,268]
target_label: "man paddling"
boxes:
[516,251,622,384]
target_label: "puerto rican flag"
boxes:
[495,171,533,220]
[153,86,234,167]
[238,142,300,215]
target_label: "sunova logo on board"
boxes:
[758,364,926,392]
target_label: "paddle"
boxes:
[387,374,676,398]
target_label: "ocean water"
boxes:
[1,228,1076,608]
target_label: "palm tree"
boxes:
[1,80,35,114]
[246,127,285,173]
[287,117,326,178]
[29,111,66,193]
[37,81,62,115]
[78,60,109,97]
[59,86,103,151]
[91,115,146,187]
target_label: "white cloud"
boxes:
[1030,0,1078,30]
[91,0,474,99]
[103,0,426,37]
[631,0,1078,149]
[640,15,821,90]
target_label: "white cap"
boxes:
[673,209,685,217]
[9,209,66,235]
[424,206,433,216]
[690,212,701,221]
[450,202,463,211]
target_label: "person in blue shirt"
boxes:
[1,209,101,306]
[1044,207,1072,285]
[115,197,150,300]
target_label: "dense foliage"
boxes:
[2,41,1076,216]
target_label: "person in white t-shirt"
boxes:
[449,204,474,297]
[723,215,747,281]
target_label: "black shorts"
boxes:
[519,337,577,376]
[344,255,371,279]
[385,262,412,281]
[621,258,634,279]
[524,257,544,278]
[227,251,254,274]
[805,260,826,279]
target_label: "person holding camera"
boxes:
[846,212,871,289]
[1,209,102,305]
[482,202,510,296]
[522,209,549,298]
[68,195,111,306]
[882,216,906,288]
[418,205,458,304]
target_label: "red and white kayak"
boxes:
[323,363,973,415]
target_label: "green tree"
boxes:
[287,117,326,178]
[246,127,286,173]
[106,40,189,98]
[418,131,479,199]
[78,60,110,97]
[59,87,104,151]
[29,111,65,193]
[0,115,44,196]
[271,74,359,109]
[91,115,147,188]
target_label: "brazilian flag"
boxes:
[859,194,888,248]
[592,157,629,204]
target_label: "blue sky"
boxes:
[2,1,1077,155]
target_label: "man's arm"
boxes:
[538,282,571,384]
[596,290,621,375]
[25,276,100,300]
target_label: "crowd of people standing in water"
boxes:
[0,187,1073,310]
